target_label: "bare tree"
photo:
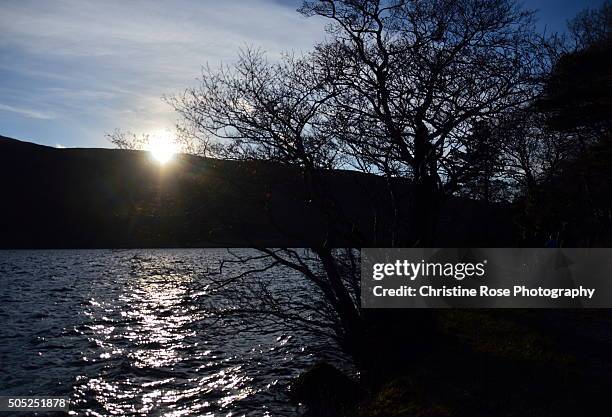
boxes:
[568,0,611,51]
[106,126,219,157]
[494,109,572,195]
[106,129,150,150]
[296,0,551,243]
[454,121,507,203]
[117,0,555,367]
[166,48,373,363]
[166,49,341,169]
[195,248,363,360]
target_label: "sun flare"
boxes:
[147,130,178,164]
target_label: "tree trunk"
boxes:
[412,125,442,246]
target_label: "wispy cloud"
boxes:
[0,0,324,147]
[0,103,54,120]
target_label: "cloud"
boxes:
[0,103,54,120]
[0,0,324,147]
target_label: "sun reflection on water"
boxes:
[68,251,303,416]
[0,249,337,417]
[0,250,339,416]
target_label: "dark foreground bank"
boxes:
[292,309,612,417]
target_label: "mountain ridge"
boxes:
[0,135,513,248]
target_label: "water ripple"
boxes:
[0,249,331,416]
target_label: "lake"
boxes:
[0,249,333,416]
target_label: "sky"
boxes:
[0,0,606,148]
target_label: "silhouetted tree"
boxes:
[528,0,612,245]
[160,0,557,374]
[106,129,150,150]
[300,0,552,244]
[567,0,611,51]
[169,0,551,246]
[456,121,506,203]
[106,127,219,156]
[539,2,611,139]
[110,1,598,380]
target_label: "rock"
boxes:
[290,362,360,417]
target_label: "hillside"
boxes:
[0,135,513,248]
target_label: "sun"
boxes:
[146,130,178,164]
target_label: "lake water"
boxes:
[0,249,334,416]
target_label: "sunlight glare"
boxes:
[147,130,179,164]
